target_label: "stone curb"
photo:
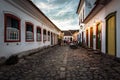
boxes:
[0,45,58,66]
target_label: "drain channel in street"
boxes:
[59,48,68,79]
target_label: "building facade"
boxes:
[62,31,73,43]
[62,30,79,43]
[77,0,120,58]
[0,0,61,57]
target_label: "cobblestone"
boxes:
[0,46,120,80]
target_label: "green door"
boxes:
[96,23,101,50]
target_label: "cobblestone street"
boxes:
[0,46,120,80]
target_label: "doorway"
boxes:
[106,12,116,56]
[51,32,53,45]
[96,23,101,50]
[90,27,93,48]
[86,29,88,46]
[82,32,84,45]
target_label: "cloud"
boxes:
[51,15,79,30]
[31,0,80,30]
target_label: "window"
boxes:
[36,27,41,41]
[4,13,20,42]
[25,22,34,42]
[43,29,46,41]
[48,31,50,41]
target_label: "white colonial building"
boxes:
[0,0,61,57]
[77,0,120,58]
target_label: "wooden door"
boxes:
[107,16,116,56]
[90,27,93,48]
[86,30,88,46]
[51,32,53,45]
[96,24,101,50]
[82,32,84,45]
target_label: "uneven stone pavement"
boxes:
[0,46,120,80]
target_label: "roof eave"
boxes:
[28,0,61,32]
[83,0,112,24]
[76,0,84,14]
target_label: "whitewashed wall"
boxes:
[104,0,120,57]
[85,7,106,51]
[84,0,120,57]
[0,0,59,57]
[78,2,85,22]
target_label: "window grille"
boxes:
[26,31,33,40]
[43,35,46,41]
[26,23,34,41]
[6,27,19,41]
[5,14,20,42]
[37,33,41,41]
[37,27,41,41]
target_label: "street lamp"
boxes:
[80,25,83,30]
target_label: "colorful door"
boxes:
[107,16,116,56]
[51,32,53,45]
[96,23,101,50]
[54,34,56,45]
[82,32,84,45]
[86,30,88,46]
[90,27,93,48]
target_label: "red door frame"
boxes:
[90,27,93,48]
[86,30,88,46]
[82,32,84,45]
[96,23,102,50]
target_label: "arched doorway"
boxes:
[86,29,88,46]
[106,12,116,56]
[90,27,93,48]
[82,32,84,45]
[96,23,101,50]
[51,32,53,45]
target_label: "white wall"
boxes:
[78,3,85,23]
[85,7,106,53]
[84,0,120,57]
[0,1,59,57]
[104,0,120,57]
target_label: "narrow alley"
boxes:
[0,46,120,80]
[1,0,120,80]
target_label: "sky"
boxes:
[31,0,80,30]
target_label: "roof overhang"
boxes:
[76,0,84,14]
[83,0,112,24]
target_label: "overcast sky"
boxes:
[31,0,80,30]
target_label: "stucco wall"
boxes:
[84,0,120,57]
[0,1,59,57]
[104,0,120,57]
